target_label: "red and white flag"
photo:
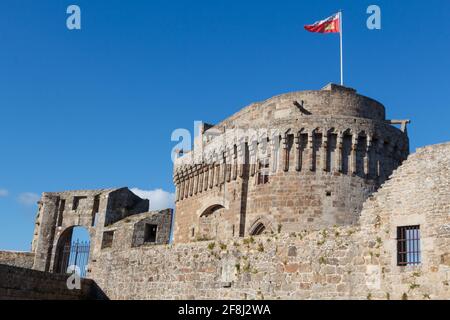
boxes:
[304,12,344,85]
[304,13,340,33]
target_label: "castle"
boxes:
[173,83,409,242]
[1,84,449,300]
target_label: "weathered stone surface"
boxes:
[87,142,450,300]
[13,85,449,300]
[0,251,34,269]
[0,264,106,300]
[358,142,450,300]
[172,84,409,243]
[31,187,153,273]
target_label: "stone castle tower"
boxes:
[173,84,410,243]
[6,84,450,301]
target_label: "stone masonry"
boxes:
[1,84,448,300]
[0,251,34,269]
[89,142,450,300]
[0,264,106,300]
[31,187,153,274]
[173,84,409,243]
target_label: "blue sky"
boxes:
[0,0,449,251]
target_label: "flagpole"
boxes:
[339,10,344,86]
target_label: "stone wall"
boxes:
[32,187,149,274]
[90,230,365,300]
[357,142,450,300]
[0,251,35,269]
[89,142,450,300]
[0,264,107,300]
[99,209,173,250]
[173,84,409,243]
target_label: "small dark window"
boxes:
[257,158,270,185]
[101,231,114,249]
[144,224,157,243]
[73,196,87,210]
[326,191,332,197]
[397,225,421,266]
[92,195,100,227]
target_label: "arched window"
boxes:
[251,223,266,236]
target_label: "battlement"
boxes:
[173,85,410,243]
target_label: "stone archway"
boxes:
[248,216,274,236]
[250,222,267,235]
[53,226,91,278]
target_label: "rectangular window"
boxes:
[144,224,157,243]
[101,231,114,249]
[257,158,270,185]
[397,225,421,266]
[56,199,65,227]
[91,195,100,227]
[73,196,87,211]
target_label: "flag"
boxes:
[304,13,340,33]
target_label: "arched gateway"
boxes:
[53,226,91,278]
[31,188,150,275]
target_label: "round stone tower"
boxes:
[172,84,409,243]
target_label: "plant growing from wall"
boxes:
[374,215,382,228]
[409,283,420,290]
[376,237,382,249]
[317,229,328,246]
[257,243,264,252]
[196,235,213,242]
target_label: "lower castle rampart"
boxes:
[88,142,450,300]
[1,140,448,300]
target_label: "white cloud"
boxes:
[17,192,40,206]
[0,189,8,197]
[130,188,175,211]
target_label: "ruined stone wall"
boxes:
[32,189,113,272]
[89,142,450,300]
[105,189,150,226]
[0,264,107,300]
[0,251,35,269]
[356,142,450,300]
[98,209,173,251]
[173,84,409,243]
[32,188,149,273]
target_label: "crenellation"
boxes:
[173,84,409,244]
